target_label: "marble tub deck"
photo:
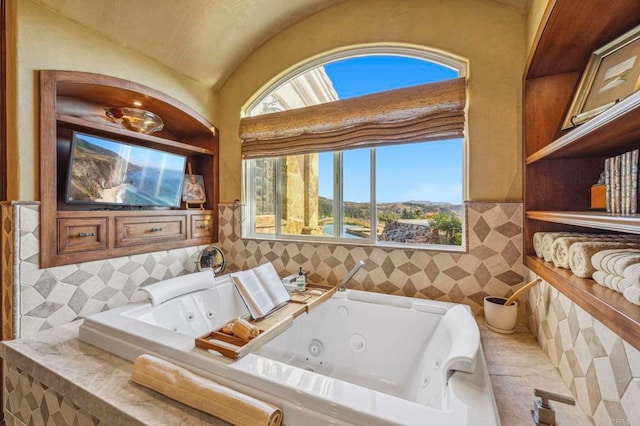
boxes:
[1,319,590,425]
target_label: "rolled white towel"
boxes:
[552,236,620,269]
[533,232,546,258]
[592,270,608,287]
[542,232,580,262]
[569,242,640,278]
[591,249,640,272]
[592,271,625,291]
[623,263,640,286]
[610,252,640,275]
[623,285,640,306]
[618,279,634,293]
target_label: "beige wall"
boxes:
[9,0,218,201]
[526,0,550,54]
[219,0,527,203]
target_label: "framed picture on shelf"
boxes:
[182,174,206,204]
[562,24,640,130]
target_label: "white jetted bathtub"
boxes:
[79,275,500,426]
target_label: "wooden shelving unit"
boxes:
[526,256,640,348]
[524,1,640,351]
[40,70,219,267]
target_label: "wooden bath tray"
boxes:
[195,285,336,359]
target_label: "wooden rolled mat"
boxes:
[131,354,283,426]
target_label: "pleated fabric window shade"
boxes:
[239,77,466,160]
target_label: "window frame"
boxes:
[241,45,468,252]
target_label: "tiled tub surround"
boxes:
[2,319,590,426]
[219,202,525,316]
[1,202,208,339]
[1,323,228,426]
[2,201,525,341]
[526,270,640,425]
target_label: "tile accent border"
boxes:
[218,201,525,316]
[525,268,640,425]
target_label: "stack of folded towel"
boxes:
[591,249,640,306]
[533,232,640,305]
[568,241,640,278]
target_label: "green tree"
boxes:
[429,213,462,245]
[378,211,399,223]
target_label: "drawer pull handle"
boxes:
[150,227,163,232]
[77,232,96,237]
[197,225,209,229]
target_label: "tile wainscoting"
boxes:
[2,201,525,339]
[525,269,640,425]
[218,201,525,316]
[1,202,207,339]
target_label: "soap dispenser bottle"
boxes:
[296,267,307,292]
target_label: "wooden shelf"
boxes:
[526,211,640,235]
[57,114,217,156]
[524,4,640,351]
[526,91,640,164]
[525,0,640,79]
[526,255,640,351]
[40,70,219,267]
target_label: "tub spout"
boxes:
[337,260,365,292]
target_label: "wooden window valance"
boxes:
[239,77,466,160]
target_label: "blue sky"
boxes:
[318,55,463,205]
[77,134,186,171]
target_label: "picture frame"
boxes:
[182,174,206,204]
[562,24,640,130]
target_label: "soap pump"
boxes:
[296,267,307,292]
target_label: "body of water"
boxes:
[322,223,366,239]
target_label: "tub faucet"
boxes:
[337,260,365,292]
[531,388,575,426]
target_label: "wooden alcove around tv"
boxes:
[39,70,219,267]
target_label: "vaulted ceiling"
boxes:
[30,0,529,88]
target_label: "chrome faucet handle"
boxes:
[534,388,575,407]
[337,260,365,292]
[532,388,575,426]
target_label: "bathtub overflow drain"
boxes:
[308,339,324,357]
[350,334,366,352]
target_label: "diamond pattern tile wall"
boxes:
[219,202,524,315]
[3,366,103,426]
[1,203,208,338]
[2,201,525,339]
[526,271,640,424]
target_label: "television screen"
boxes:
[66,132,187,208]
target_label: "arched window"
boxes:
[241,47,467,249]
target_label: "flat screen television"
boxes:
[66,131,187,208]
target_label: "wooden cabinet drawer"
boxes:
[115,215,187,248]
[58,217,108,254]
[192,214,214,238]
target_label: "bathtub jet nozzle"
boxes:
[337,260,365,292]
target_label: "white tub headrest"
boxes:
[141,270,216,306]
[442,305,480,377]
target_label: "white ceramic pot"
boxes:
[484,296,518,334]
